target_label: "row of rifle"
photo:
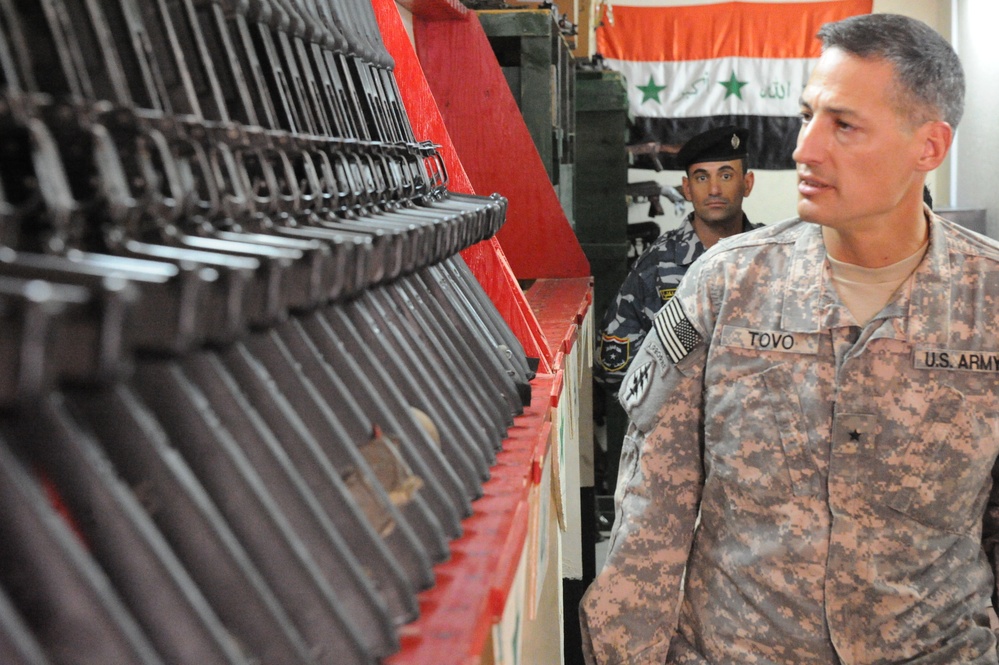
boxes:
[0,0,535,663]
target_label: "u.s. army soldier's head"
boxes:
[794,14,964,266]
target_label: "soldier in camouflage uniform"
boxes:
[581,14,999,665]
[595,125,761,393]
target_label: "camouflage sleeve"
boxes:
[594,265,656,393]
[580,279,710,664]
[981,458,999,637]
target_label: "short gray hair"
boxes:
[817,13,965,128]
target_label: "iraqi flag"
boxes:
[598,0,872,170]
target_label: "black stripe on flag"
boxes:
[630,115,802,171]
[654,297,702,364]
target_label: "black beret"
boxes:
[676,126,749,170]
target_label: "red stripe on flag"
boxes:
[598,0,872,62]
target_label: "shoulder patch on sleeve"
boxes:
[658,287,676,303]
[653,297,702,364]
[598,334,631,371]
[620,361,654,411]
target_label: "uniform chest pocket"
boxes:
[883,387,999,535]
[705,363,819,500]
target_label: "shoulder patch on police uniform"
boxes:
[653,297,702,363]
[621,361,654,411]
[599,334,631,371]
[658,287,676,303]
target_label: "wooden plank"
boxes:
[520,33,556,182]
[395,0,469,20]
[372,0,555,367]
[414,10,590,280]
[476,9,552,37]
[574,0,597,58]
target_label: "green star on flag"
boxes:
[719,72,748,99]
[637,76,667,104]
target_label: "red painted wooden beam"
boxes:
[413,9,591,280]
[372,0,554,370]
[395,0,468,21]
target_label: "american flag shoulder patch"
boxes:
[653,297,702,363]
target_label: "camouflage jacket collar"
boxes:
[672,215,702,267]
[780,213,954,343]
[672,212,758,267]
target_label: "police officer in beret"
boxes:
[594,125,763,394]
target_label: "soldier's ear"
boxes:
[681,176,692,201]
[743,171,755,197]
[915,120,952,173]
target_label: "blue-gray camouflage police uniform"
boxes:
[595,212,760,393]
[581,212,999,664]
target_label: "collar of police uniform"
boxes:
[778,216,952,344]
[684,212,755,250]
[679,212,698,240]
[674,214,703,266]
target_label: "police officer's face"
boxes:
[681,160,753,228]
[793,48,949,235]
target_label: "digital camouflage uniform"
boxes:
[595,213,760,392]
[581,213,999,665]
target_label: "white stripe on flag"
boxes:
[608,57,817,119]
[654,297,701,364]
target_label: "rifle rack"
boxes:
[0,0,594,664]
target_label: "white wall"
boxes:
[626,0,957,232]
[954,0,999,237]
